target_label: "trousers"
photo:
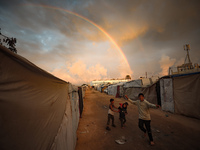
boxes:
[138,119,153,141]
[107,114,114,125]
[120,117,126,127]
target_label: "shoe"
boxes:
[106,126,111,131]
[112,124,116,127]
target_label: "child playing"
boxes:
[125,94,160,146]
[106,99,119,131]
[118,102,128,128]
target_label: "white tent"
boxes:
[123,79,142,88]
[0,46,79,150]
[107,82,124,97]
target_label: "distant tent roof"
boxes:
[0,46,76,150]
[123,79,142,88]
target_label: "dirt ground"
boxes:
[76,89,200,150]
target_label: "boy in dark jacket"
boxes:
[118,102,128,128]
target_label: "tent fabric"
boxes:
[0,46,77,150]
[124,87,142,100]
[173,73,200,119]
[101,86,108,93]
[108,85,118,96]
[160,78,174,113]
[124,83,157,104]
[108,82,124,97]
[142,83,158,104]
[68,84,80,149]
[123,79,142,88]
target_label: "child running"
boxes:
[106,99,119,131]
[118,102,128,128]
[125,93,160,146]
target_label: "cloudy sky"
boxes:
[0,0,200,85]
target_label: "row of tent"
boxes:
[95,72,200,119]
[0,46,87,150]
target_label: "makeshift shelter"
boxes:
[0,46,79,150]
[107,82,124,97]
[173,73,200,119]
[124,79,158,104]
[81,84,88,99]
[123,79,142,88]
[101,84,109,93]
[160,78,174,113]
[159,72,200,119]
[107,84,117,96]
[124,84,158,104]
[68,84,80,148]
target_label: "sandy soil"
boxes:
[76,89,200,150]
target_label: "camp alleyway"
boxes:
[75,89,200,150]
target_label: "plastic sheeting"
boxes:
[173,73,200,119]
[108,83,124,97]
[160,78,174,113]
[0,46,79,150]
[124,83,157,104]
[123,80,142,88]
[108,85,118,96]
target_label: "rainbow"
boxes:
[23,4,132,74]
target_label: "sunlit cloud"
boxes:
[0,0,199,85]
[159,55,176,76]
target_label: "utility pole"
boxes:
[183,44,191,64]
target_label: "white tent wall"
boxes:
[124,83,158,104]
[142,83,158,104]
[123,79,142,88]
[81,85,87,99]
[173,73,200,119]
[97,85,102,92]
[50,91,74,150]
[141,78,151,86]
[124,87,142,100]
[51,82,81,150]
[119,85,124,97]
[68,84,80,149]
[0,46,78,150]
[108,84,118,96]
[160,78,174,113]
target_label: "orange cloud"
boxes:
[159,55,176,76]
[50,60,107,85]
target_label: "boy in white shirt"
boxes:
[106,99,119,131]
[125,93,160,146]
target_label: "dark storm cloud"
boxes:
[0,0,200,82]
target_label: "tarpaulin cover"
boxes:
[173,73,200,119]
[0,46,77,150]
[124,83,157,104]
[123,79,142,88]
[108,85,118,96]
[160,78,174,113]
